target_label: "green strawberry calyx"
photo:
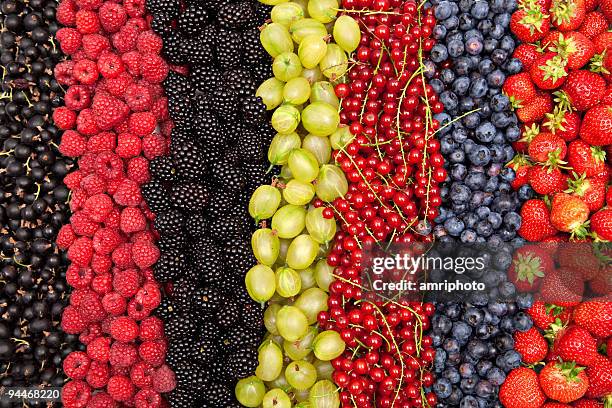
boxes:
[519,123,541,144]
[553,90,573,112]
[590,51,610,75]
[590,146,606,164]
[549,33,578,59]
[544,105,569,134]
[564,172,590,197]
[555,360,586,383]
[539,55,569,85]
[506,153,532,170]
[550,0,577,26]
[513,253,546,284]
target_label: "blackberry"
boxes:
[216,29,243,69]
[206,216,245,242]
[241,28,268,65]
[193,334,218,365]
[163,71,193,99]
[250,62,273,84]
[180,37,214,65]
[254,2,273,25]
[223,69,257,97]
[227,346,257,380]
[141,181,171,213]
[241,95,267,125]
[192,111,226,148]
[216,300,240,328]
[153,209,184,235]
[218,325,261,354]
[211,162,246,192]
[167,94,194,125]
[191,65,224,93]
[205,190,236,218]
[175,361,210,392]
[177,4,209,36]
[209,87,239,118]
[165,315,198,341]
[208,360,233,385]
[172,141,207,181]
[155,298,177,321]
[161,31,186,65]
[145,0,180,17]
[150,156,176,182]
[217,1,256,29]
[192,253,225,286]
[170,182,209,212]
[241,301,264,330]
[168,388,197,408]
[153,250,186,282]
[184,214,207,237]
[171,278,197,312]
[193,287,222,315]
[223,239,255,274]
[157,234,186,252]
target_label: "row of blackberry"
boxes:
[0,0,81,405]
[143,0,274,406]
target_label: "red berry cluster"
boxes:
[52,0,175,406]
[315,1,445,406]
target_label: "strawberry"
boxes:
[518,92,554,123]
[504,72,539,108]
[539,361,589,403]
[507,154,533,189]
[573,399,604,408]
[590,208,612,241]
[556,325,599,365]
[528,165,568,194]
[513,43,543,70]
[589,269,612,296]
[566,173,607,211]
[499,367,546,408]
[578,12,608,39]
[514,327,549,364]
[540,267,584,306]
[600,0,612,23]
[528,301,571,329]
[573,301,612,338]
[592,31,612,54]
[542,403,572,408]
[561,71,607,112]
[508,245,554,291]
[516,123,543,153]
[510,9,552,43]
[518,199,559,241]
[607,185,612,206]
[567,140,607,177]
[591,50,612,84]
[531,52,568,89]
[544,107,581,141]
[550,32,595,70]
[580,105,612,146]
[550,192,590,234]
[585,355,612,398]
[528,131,567,163]
[557,242,601,280]
[551,0,587,31]
[582,0,598,11]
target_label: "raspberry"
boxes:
[79,323,102,345]
[127,17,147,30]
[83,193,114,223]
[135,282,161,310]
[66,264,94,289]
[130,230,155,244]
[57,0,77,26]
[136,31,163,54]
[56,27,82,55]
[87,392,115,408]
[110,316,139,342]
[61,380,91,408]
[63,352,91,380]
[119,207,146,233]
[107,376,135,402]
[102,292,127,315]
[127,156,151,184]
[109,342,138,368]
[140,53,169,83]
[80,176,105,197]
[97,51,125,79]
[92,92,129,131]
[77,109,101,136]
[70,188,88,213]
[68,237,94,267]
[81,34,110,60]
[86,360,110,388]
[142,133,167,159]
[151,98,169,122]
[112,268,140,297]
[87,336,111,362]
[70,212,99,237]
[138,340,166,367]
[59,130,87,157]
[104,207,122,229]
[120,51,141,76]
[113,179,142,206]
[69,288,93,307]
[138,316,164,341]
[65,85,92,111]
[55,60,77,86]
[57,224,77,249]
[131,240,159,269]
[128,112,156,136]
[53,106,77,130]
[95,151,124,181]
[91,274,112,294]
[124,84,152,112]
[116,132,142,158]
[73,59,99,85]
[75,10,100,34]
[130,361,154,389]
[98,2,127,33]
[112,24,139,53]
[64,170,84,190]
[92,253,112,275]
[104,72,133,97]
[134,389,163,408]
[62,306,89,334]
[127,297,152,320]
[77,292,106,323]
[124,0,145,17]
[92,227,123,255]
[87,132,116,154]
[75,0,101,9]
[112,243,135,269]
[152,365,176,393]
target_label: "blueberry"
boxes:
[476,220,493,237]
[487,301,507,317]
[435,348,448,370]
[450,149,466,163]
[455,56,473,75]
[495,12,511,27]
[452,126,469,143]
[443,367,461,383]
[441,90,459,111]
[445,303,462,319]
[431,43,449,63]
[465,172,486,190]
[459,13,475,30]
[475,206,490,219]
[433,315,454,334]
[513,312,532,332]
[490,93,510,112]
[459,0,475,12]
[486,367,506,387]
[503,145,516,162]
[498,280,517,298]
[477,360,493,377]
[468,145,491,166]
[484,176,499,192]
[464,28,484,41]
[460,96,476,111]
[460,376,479,394]
[492,111,513,128]
[448,31,464,42]
[460,229,478,243]
[453,76,471,95]
[490,24,505,40]
[505,0,518,11]
[443,338,461,354]
[484,38,498,54]
[449,387,464,405]
[516,293,534,310]
[444,15,460,29]
[475,380,494,399]
[434,378,453,399]
[505,57,523,74]
[494,333,514,353]
[502,350,521,370]
[459,362,476,378]
[430,78,445,95]
[433,24,448,40]
[470,77,488,98]
[490,0,506,12]
[435,112,453,134]
[435,1,454,20]
[465,36,483,55]
[500,35,515,52]
[441,68,456,84]
[487,69,505,88]
[500,167,515,183]
[474,122,495,143]
[451,163,468,180]
[452,321,473,342]
[448,39,466,58]
[470,1,489,18]
[464,212,478,229]
[463,139,477,153]
[491,48,508,64]
[477,19,493,34]
[451,183,471,203]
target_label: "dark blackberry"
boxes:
[227,346,257,380]
[161,31,186,65]
[209,87,239,118]
[177,4,209,36]
[171,278,197,312]
[216,300,240,328]
[175,361,210,392]
[241,301,264,330]
[205,190,236,219]
[216,29,242,69]
[180,37,214,65]
[193,287,222,315]
[191,65,223,93]
[185,213,207,237]
[206,216,245,242]
[237,128,264,162]
[157,234,186,252]
[165,315,198,342]
[208,360,232,385]
[155,298,177,321]
[153,209,184,235]
[167,94,193,125]
[168,388,197,408]
[254,2,273,25]
[223,69,257,98]
[241,28,268,65]
[150,156,176,182]
[141,180,171,213]
[211,161,246,192]
[242,162,272,196]
[217,1,256,29]
[172,141,207,181]
[171,183,209,212]
[223,239,255,274]
[218,325,260,354]
[145,0,180,17]
[153,250,186,283]
[192,111,226,148]
[193,334,218,365]
[192,253,225,287]
[241,95,267,125]
[250,62,273,84]
[163,71,193,98]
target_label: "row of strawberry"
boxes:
[52,0,176,406]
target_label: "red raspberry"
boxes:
[151,98,169,122]
[72,60,98,85]
[112,243,135,268]
[69,288,93,307]
[131,240,159,269]
[104,207,121,229]
[112,24,139,53]
[97,51,124,79]
[69,188,88,212]
[61,380,91,408]
[152,365,176,393]
[87,392,116,408]
[110,316,139,343]
[56,27,82,55]
[142,134,167,159]
[136,31,162,54]
[116,132,142,158]
[64,170,84,190]
[78,153,98,175]
[110,365,130,377]
[130,230,155,244]
[86,360,110,388]
[102,292,127,315]
[77,109,101,136]
[135,282,161,310]
[57,0,77,26]
[55,60,77,86]
[109,342,138,367]
[77,292,106,322]
[134,389,163,408]
[124,83,152,112]
[70,212,99,237]
[71,49,88,61]
[65,85,92,111]
[95,151,124,181]
[75,0,101,9]
[127,17,147,30]
[92,92,129,131]
[92,253,112,275]
[139,316,164,341]
[130,361,154,389]
[62,306,89,334]
[113,268,140,297]
[121,51,141,76]
[57,224,77,249]
[107,376,135,402]
[138,340,166,367]
[127,156,150,184]
[92,227,123,255]
[81,34,110,60]
[98,2,127,33]
[68,237,94,267]
[66,264,94,289]
[127,297,153,321]
[53,106,77,130]
[79,323,102,345]
[128,112,156,137]
[63,351,91,380]
[124,0,145,17]
[140,267,155,282]
[120,207,146,233]
[91,273,112,295]
[140,53,169,83]
[83,193,114,222]
[81,175,106,196]
[87,131,116,154]
[87,336,111,362]
[104,72,133,97]
[75,10,100,34]
[113,179,142,206]
[59,130,87,157]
